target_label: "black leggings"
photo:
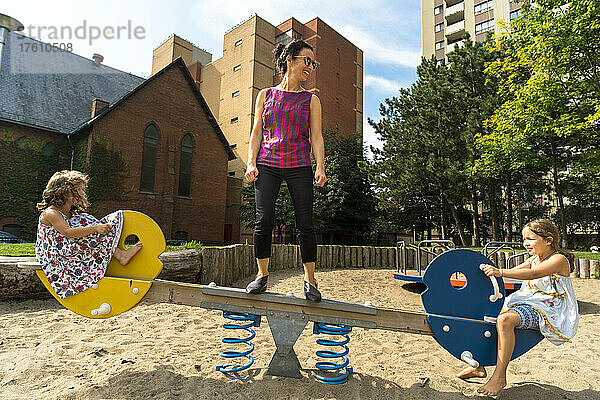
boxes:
[254,164,317,263]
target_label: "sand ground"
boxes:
[1,268,599,400]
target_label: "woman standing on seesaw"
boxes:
[244,39,326,301]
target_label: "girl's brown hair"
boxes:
[36,170,89,213]
[524,219,575,271]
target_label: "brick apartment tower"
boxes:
[422,0,522,62]
[152,15,364,177]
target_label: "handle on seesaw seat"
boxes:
[461,351,479,368]
[91,303,111,316]
[479,264,503,303]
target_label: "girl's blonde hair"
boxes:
[524,219,575,271]
[36,170,89,213]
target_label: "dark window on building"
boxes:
[232,90,240,97]
[434,5,443,15]
[335,123,339,130]
[234,39,243,47]
[231,117,238,124]
[233,64,241,72]
[336,97,339,104]
[178,134,194,197]
[173,231,188,241]
[42,142,56,156]
[140,124,159,192]
[510,9,521,20]
[435,22,444,33]
[435,40,445,50]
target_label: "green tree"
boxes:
[371,36,500,245]
[484,0,600,245]
[313,129,377,244]
[448,34,503,244]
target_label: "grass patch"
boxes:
[0,240,206,257]
[166,240,205,253]
[0,243,36,256]
[2,242,597,261]
[573,251,600,261]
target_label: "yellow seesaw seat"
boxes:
[36,210,166,319]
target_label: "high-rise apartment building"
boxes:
[422,0,522,62]
[152,15,363,176]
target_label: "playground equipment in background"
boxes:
[19,212,543,383]
[393,239,526,292]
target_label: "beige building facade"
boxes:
[422,0,522,62]
[152,15,363,177]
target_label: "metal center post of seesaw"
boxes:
[142,280,433,378]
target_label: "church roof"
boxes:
[0,32,144,133]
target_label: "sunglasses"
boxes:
[293,55,318,70]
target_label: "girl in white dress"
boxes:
[459,219,579,396]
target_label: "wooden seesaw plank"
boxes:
[143,280,434,336]
[17,262,432,336]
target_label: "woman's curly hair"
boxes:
[273,39,313,75]
[37,170,89,213]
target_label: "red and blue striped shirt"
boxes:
[256,88,313,168]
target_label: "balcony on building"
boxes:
[445,1,465,25]
[445,20,465,42]
[446,39,464,54]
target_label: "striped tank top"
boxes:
[256,87,312,168]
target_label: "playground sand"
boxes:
[1,268,599,400]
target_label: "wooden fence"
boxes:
[1,245,598,299]
[198,245,599,286]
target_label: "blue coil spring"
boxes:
[215,311,261,380]
[313,322,353,384]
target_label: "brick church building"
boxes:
[0,31,240,244]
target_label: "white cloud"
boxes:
[364,75,403,94]
[187,1,422,68]
[363,120,383,160]
[335,24,421,68]
[2,0,423,75]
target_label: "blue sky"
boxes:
[3,0,422,154]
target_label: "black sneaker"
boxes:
[245,275,268,294]
[304,281,321,302]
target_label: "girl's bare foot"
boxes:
[115,242,143,265]
[458,366,487,380]
[477,375,506,396]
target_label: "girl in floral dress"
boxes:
[36,170,142,299]
[459,219,579,396]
